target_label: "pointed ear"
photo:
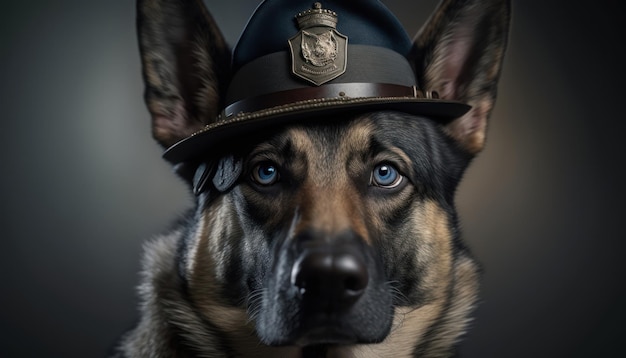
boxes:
[409,0,511,154]
[137,0,231,149]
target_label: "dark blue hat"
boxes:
[163,0,470,163]
[232,0,413,71]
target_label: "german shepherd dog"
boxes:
[112,0,510,357]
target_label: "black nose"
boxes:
[291,246,369,311]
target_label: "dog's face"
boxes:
[136,0,509,353]
[184,111,470,346]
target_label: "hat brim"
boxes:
[162,96,470,163]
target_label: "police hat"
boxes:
[163,0,470,163]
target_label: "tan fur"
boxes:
[271,124,375,243]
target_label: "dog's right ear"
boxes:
[137,0,231,149]
[409,0,511,155]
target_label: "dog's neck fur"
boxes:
[115,229,479,358]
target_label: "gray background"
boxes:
[1,0,624,357]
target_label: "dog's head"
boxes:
[137,0,509,352]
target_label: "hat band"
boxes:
[223,83,443,118]
[226,45,418,105]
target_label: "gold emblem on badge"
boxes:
[288,2,348,86]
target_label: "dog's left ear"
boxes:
[409,0,511,154]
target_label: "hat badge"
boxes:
[288,2,348,86]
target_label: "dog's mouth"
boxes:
[295,324,358,346]
[299,344,338,358]
[291,312,365,346]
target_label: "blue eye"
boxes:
[372,163,402,188]
[252,162,279,185]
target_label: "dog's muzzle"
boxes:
[259,229,392,347]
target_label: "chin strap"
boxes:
[193,155,243,196]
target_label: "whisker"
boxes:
[386,280,410,306]
[245,288,266,324]
[386,280,416,333]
